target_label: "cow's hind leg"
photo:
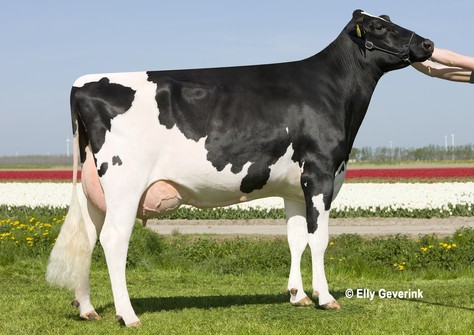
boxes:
[308,194,340,310]
[72,191,105,320]
[98,180,145,327]
[284,199,312,307]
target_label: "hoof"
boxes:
[312,291,319,299]
[292,296,313,307]
[320,300,341,310]
[115,315,142,328]
[127,321,143,328]
[80,310,101,321]
[286,289,313,307]
[71,299,80,308]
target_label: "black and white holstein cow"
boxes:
[47,10,433,327]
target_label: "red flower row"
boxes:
[0,170,82,180]
[1,167,474,181]
[346,167,474,179]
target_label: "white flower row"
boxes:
[232,183,474,212]
[1,182,474,212]
[332,183,474,212]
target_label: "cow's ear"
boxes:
[352,9,365,38]
[380,15,391,22]
[352,9,364,20]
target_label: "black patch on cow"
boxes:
[153,77,217,141]
[112,155,123,166]
[98,162,108,177]
[147,66,303,193]
[72,78,136,157]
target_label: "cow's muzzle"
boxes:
[364,31,414,62]
[364,31,431,63]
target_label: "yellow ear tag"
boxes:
[356,24,362,38]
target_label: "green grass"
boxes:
[5,203,467,222]
[1,207,474,334]
[0,260,473,334]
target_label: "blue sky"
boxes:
[1,1,473,156]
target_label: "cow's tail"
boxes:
[46,92,91,290]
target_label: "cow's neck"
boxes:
[315,33,385,105]
[307,33,386,155]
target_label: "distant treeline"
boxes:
[350,144,474,162]
[1,145,474,166]
[0,155,73,167]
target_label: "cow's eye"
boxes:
[375,24,386,32]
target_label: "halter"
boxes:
[364,31,415,63]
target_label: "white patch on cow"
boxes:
[300,160,305,174]
[361,11,388,22]
[311,194,325,213]
[285,127,289,134]
[264,144,302,200]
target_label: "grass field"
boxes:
[1,206,473,334]
[1,263,473,334]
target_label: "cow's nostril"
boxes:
[422,40,434,51]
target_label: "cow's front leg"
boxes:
[301,166,340,309]
[284,199,312,307]
[307,194,340,309]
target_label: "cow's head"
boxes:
[347,9,433,70]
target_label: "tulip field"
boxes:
[1,166,474,218]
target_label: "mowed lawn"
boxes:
[1,226,473,335]
[1,263,473,335]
